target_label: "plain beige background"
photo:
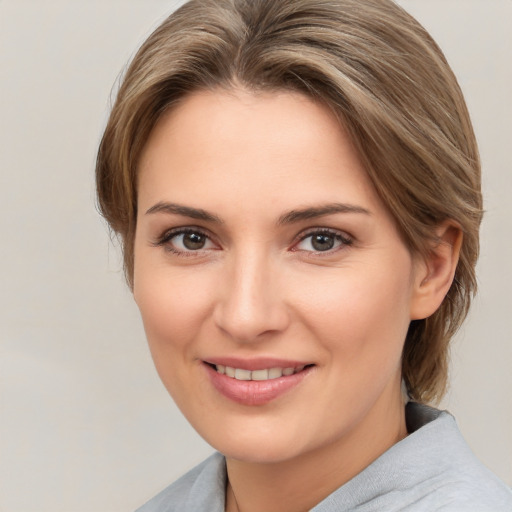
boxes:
[1,1,510,511]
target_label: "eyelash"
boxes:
[293,228,353,254]
[153,227,354,257]
[153,227,216,257]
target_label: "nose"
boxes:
[213,252,290,343]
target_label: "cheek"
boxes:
[133,268,217,416]
[133,259,216,368]
[292,259,413,424]
[295,257,413,360]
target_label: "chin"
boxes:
[194,416,320,465]
[218,440,306,465]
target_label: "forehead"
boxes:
[137,88,383,218]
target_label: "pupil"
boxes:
[183,232,206,250]
[312,234,334,251]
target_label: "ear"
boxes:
[410,221,463,320]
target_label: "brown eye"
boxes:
[294,229,353,253]
[182,232,207,250]
[157,228,216,254]
[311,233,335,251]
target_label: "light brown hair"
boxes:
[96,0,483,404]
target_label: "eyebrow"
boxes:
[145,202,223,223]
[145,201,370,225]
[277,203,371,225]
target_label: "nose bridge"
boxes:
[214,246,288,342]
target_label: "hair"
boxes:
[96,0,482,404]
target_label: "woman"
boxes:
[96,0,512,510]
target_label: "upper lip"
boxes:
[203,357,313,371]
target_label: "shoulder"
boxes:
[426,443,512,511]
[314,403,512,512]
[135,452,226,512]
[397,403,512,511]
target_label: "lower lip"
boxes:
[204,364,313,406]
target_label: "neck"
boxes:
[225,388,407,512]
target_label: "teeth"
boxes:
[268,367,283,379]
[251,369,269,381]
[234,369,251,380]
[215,365,307,381]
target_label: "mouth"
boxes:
[203,360,315,405]
[207,363,312,381]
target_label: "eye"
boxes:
[155,228,217,254]
[294,229,352,253]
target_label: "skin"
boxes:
[134,89,460,512]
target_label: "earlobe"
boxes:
[410,221,463,320]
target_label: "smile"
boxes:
[205,361,314,405]
[215,365,306,381]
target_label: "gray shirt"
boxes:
[136,403,512,511]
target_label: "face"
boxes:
[134,89,421,464]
